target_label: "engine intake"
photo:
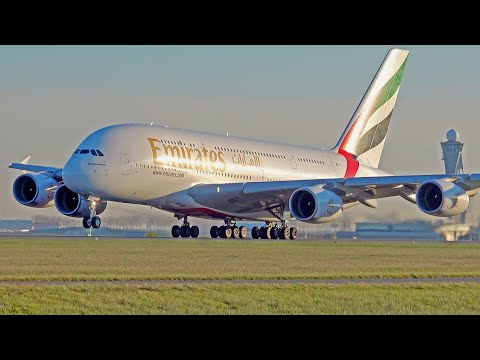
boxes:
[416,179,469,217]
[13,174,59,208]
[289,186,343,224]
[54,185,106,218]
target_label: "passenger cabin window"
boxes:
[80,149,89,154]
[91,149,98,156]
[97,150,105,156]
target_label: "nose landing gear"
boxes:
[82,201,101,229]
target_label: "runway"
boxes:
[1,277,480,286]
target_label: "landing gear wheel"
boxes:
[91,216,101,229]
[218,226,225,238]
[191,226,200,238]
[251,227,260,239]
[83,217,91,229]
[259,227,266,239]
[172,225,181,238]
[270,227,278,239]
[265,227,272,239]
[224,226,232,239]
[290,227,298,240]
[232,226,240,239]
[239,226,248,239]
[278,228,285,239]
[283,227,290,240]
[210,226,219,238]
[180,226,191,238]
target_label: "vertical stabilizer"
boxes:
[334,48,409,169]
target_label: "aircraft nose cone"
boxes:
[62,156,87,193]
[62,157,76,188]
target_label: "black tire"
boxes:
[232,226,240,239]
[278,228,285,239]
[83,217,91,229]
[219,226,226,238]
[210,226,219,238]
[224,226,232,239]
[259,227,266,239]
[290,227,298,240]
[239,226,248,239]
[191,226,200,238]
[283,227,291,240]
[251,226,260,239]
[91,216,101,229]
[180,226,192,238]
[172,225,181,238]
[270,227,278,239]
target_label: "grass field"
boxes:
[1,237,480,314]
[1,237,480,281]
[1,283,480,314]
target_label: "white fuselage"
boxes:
[62,124,391,221]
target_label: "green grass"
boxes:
[1,283,480,314]
[0,237,480,281]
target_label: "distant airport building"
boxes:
[336,221,442,240]
[0,220,33,232]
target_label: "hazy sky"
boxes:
[1,45,480,223]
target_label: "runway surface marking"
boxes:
[1,277,480,286]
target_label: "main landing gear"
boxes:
[171,217,297,240]
[171,217,200,238]
[251,221,298,240]
[83,202,101,229]
[210,220,248,239]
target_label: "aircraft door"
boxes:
[120,154,131,175]
[289,153,297,169]
[257,169,264,181]
[327,156,336,176]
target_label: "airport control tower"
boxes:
[441,129,464,174]
[436,129,469,240]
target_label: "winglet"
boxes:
[20,156,32,174]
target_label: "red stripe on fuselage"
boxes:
[338,148,359,178]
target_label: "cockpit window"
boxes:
[91,149,98,156]
[80,149,89,154]
[74,149,80,154]
[96,150,104,157]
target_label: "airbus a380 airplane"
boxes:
[9,48,479,240]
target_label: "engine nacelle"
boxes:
[13,174,59,208]
[289,186,343,224]
[54,185,107,218]
[416,179,469,217]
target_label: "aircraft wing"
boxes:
[9,162,63,181]
[185,174,480,216]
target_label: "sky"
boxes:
[1,45,479,224]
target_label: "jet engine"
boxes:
[13,174,59,208]
[289,186,343,223]
[54,184,107,218]
[416,179,469,217]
